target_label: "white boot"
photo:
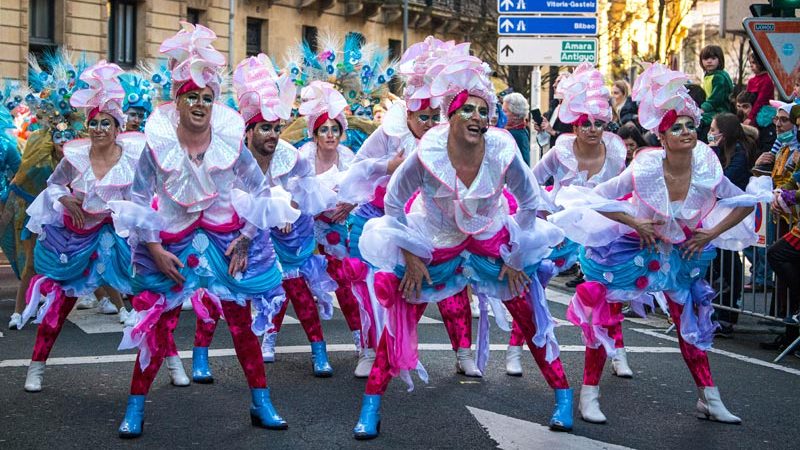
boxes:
[610,348,633,378]
[579,385,607,424]
[261,332,277,363]
[76,293,98,310]
[696,386,741,424]
[181,298,193,311]
[8,313,22,330]
[98,297,119,314]
[354,348,376,378]
[455,347,482,377]
[505,345,523,376]
[24,361,46,392]
[470,296,480,318]
[166,355,190,386]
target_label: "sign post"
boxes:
[744,17,800,99]
[498,37,598,65]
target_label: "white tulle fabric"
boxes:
[233,54,295,123]
[109,102,282,243]
[533,132,627,212]
[264,139,337,216]
[631,63,702,132]
[26,132,147,234]
[555,62,612,124]
[338,102,418,205]
[549,143,773,251]
[398,36,467,111]
[358,125,561,271]
[230,184,300,229]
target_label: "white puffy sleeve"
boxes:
[548,168,636,247]
[358,153,433,270]
[532,148,558,185]
[25,159,75,233]
[500,154,564,270]
[231,146,300,238]
[337,128,394,205]
[109,146,162,243]
[284,152,337,216]
[706,175,773,250]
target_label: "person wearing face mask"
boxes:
[550,63,772,426]
[18,61,146,393]
[110,23,298,438]
[294,81,360,377]
[5,52,83,331]
[513,63,631,378]
[231,54,339,371]
[352,50,573,440]
[338,37,481,379]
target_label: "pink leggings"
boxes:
[130,300,266,395]
[583,296,714,387]
[436,290,472,350]
[510,302,626,348]
[365,291,569,395]
[270,277,324,342]
[325,254,365,334]
[31,296,78,362]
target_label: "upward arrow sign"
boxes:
[499,0,514,10]
[500,19,514,32]
[501,45,514,56]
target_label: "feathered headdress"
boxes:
[70,60,126,126]
[427,48,497,119]
[298,80,348,135]
[556,62,611,125]
[632,63,701,133]
[398,36,468,112]
[284,33,397,120]
[24,49,89,133]
[119,71,157,115]
[160,21,226,98]
[233,53,296,127]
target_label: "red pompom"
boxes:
[635,276,649,290]
[326,232,341,245]
[647,260,660,272]
[187,254,200,268]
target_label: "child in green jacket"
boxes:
[700,45,734,126]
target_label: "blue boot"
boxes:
[118,395,146,439]
[310,341,333,377]
[192,346,214,383]
[549,388,573,432]
[250,388,288,430]
[353,394,381,440]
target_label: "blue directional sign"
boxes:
[497,16,598,36]
[497,0,598,14]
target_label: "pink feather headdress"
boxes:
[632,63,701,133]
[159,21,226,98]
[299,81,349,134]
[69,60,126,126]
[233,54,296,126]
[398,36,469,112]
[556,62,612,125]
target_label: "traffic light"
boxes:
[770,0,798,16]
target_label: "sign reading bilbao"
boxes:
[745,18,800,99]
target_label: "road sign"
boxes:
[497,37,598,66]
[497,0,598,14]
[744,18,800,99]
[497,16,597,36]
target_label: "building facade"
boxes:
[1,0,495,83]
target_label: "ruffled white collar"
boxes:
[631,142,723,224]
[144,102,244,172]
[268,139,299,179]
[553,132,627,186]
[62,132,146,189]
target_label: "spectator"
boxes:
[537,71,573,148]
[610,80,637,126]
[502,92,531,165]
[737,90,777,155]
[699,45,734,139]
[616,122,648,164]
[745,50,774,127]
[708,113,757,335]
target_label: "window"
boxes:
[109,0,137,67]
[29,0,56,58]
[302,25,318,53]
[187,8,203,25]
[246,18,263,56]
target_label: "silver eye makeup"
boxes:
[256,123,283,135]
[317,125,341,137]
[668,122,697,136]
[457,104,489,121]
[87,119,113,131]
[182,93,214,107]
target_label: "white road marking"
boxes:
[631,327,800,377]
[468,406,635,450]
[0,345,679,368]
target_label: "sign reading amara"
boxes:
[497,0,598,14]
[744,18,800,99]
[497,16,597,35]
[497,37,597,66]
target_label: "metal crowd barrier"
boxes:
[706,203,799,363]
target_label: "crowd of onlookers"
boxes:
[498,45,800,355]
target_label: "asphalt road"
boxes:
[1,283,799,449]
